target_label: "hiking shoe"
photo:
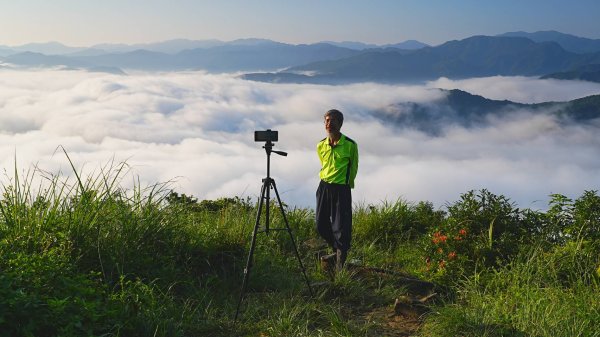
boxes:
[320,253,337,262]
[336,249,347,272]
[320,253,337,277]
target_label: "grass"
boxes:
[420,243,599,337]
[0,158,598,336]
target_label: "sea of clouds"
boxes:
[1,68,599,210]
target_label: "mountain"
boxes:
[374,89,600,135]
[65,48,113,57]
[3,33,600,78]
[73,49,174,71]
[498,31,600,54]
[1,51,125,74]
[90,39,226,54]
[318,41,379,50]
[0,41,360,72]
[68,42,360,72]
[541,63,600,83]
[177,42,360,72]
[10,42,87,55]
[3,52,90,68]
[0,47,16,57]
[382,40,429,50]
[88,38,282,55]
[320,40,429,50]
[245,35,600,83]
[556,94,600,121]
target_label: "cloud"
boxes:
[428,76,600,103]
[1,68,599,210]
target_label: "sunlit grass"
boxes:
[0,155,598,336]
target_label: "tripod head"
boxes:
[255,129,287,178]
[262,140,287,157]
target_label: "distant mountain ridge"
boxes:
[0,38,429,56]
[0,42,362,73]
[245,35,600,83]
[376,89,600,135]
[541,64,600,83]
[0,37,430,74]
[2,31,600,81]
[498,31,600,54]
[320,40,429,50]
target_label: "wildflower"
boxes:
[448,251,457,260]
[439,260,446,269]
[459,228,467,236]
[439,235,448,243]
[437,247,443,254]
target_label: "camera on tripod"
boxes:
[235,129,312,320]
[254,129,278,142]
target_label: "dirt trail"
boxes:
[320,258,439,336]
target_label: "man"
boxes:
[316,109,359,271]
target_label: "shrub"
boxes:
[423,189,531,279]
[353,199,443,247]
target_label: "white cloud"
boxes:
[428,76,600,103]
[1,68,599,210]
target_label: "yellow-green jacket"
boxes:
[317,134,359,188]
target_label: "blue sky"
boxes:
[1,0,599,46]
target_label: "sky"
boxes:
[1,0,599,47]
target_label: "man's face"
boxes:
[324,115,342,134]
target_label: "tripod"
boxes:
[235,140,313,320]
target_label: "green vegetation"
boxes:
[1,160,598,336]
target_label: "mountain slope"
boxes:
[1,42,360,72]
[3,52,91,68]
[498,31,600,54]
[3,34,600,78]
[541,63,600,83]
[247,36,600,83]
[374,89,600,135]
[245,36,600,83]
[171,42,360,72]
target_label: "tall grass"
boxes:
[420,242,600,337]
[0,157,598,336]
[0,157,247,336]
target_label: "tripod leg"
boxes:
[271,181,314,297]
[235,181,267,321]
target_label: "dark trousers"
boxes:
[315,180,352,253]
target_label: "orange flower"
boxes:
[437,247,443,254]
[439,260,446,269]
[459,229,467,236]
[448,251,457,260]
[439,235,448,243]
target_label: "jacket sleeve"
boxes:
[349,142,359,188]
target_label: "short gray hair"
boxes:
[324,109,344,125]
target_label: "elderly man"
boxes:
[316,109,359,271]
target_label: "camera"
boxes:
[254,129,278,142]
